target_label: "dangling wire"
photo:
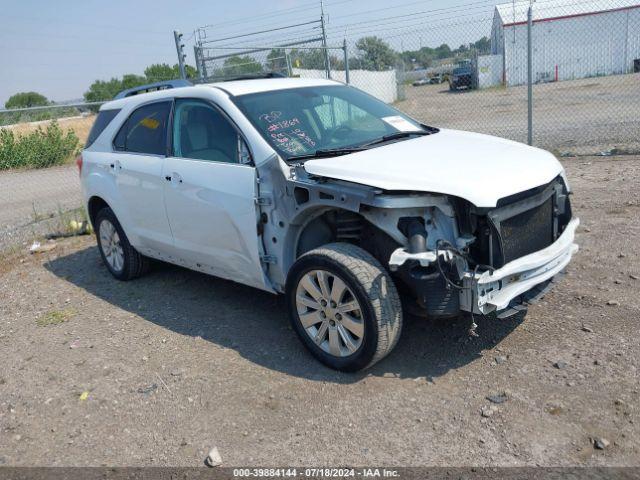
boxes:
[434,239,493,337]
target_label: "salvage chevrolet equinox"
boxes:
[79,76,579,371]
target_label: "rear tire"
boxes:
[286,243,402,372]
[95,207,149,281]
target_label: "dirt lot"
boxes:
[398,73,640,155]
[1,154,639,467]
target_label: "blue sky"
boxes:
[0,0,504,106]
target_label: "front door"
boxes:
[162,98,266,290]
[112,101,173,253]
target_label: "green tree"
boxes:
[473,36,491,54]
[433,44,452,60]
[352,36,397,71]
[5,91,49,109]
[267,49,288,73]
[143,63,198,81]
[181,64,198,79]
[222,56,263,76]
[83,74,146,103]
[144,63,176,82]
[399,47,437,70]
[121,74,147,89]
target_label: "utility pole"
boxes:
[173,30,187,79]
[194,46,203,80]
[343,39,350,84]
[320,0,331,79]
[193,28,208,81]
[527,5,533,146]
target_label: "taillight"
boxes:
[76,154,83,176]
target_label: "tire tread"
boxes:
[96,207,149,281]
[299,242,402,369]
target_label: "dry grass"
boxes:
[36,308,75,327]
[6,115,95,145]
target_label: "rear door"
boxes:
[112,101,174,253]
[162,98,266,290]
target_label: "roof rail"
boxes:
[113,79,192,100]
[220,72,286,82]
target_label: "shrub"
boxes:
[0,121,80,170]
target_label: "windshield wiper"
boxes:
[360,130,432,148]
[287,146,366,162]
[286,130,434,162]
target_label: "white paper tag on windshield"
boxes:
[382,115,422,132]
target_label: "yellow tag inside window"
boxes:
[140,117,160,130]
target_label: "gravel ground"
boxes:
[0,155,639,467]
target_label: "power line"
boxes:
[337,14,494,42]
[202,20,321,44]
[193,0,359,42]
[204,24,322,49]
[324,0,497,33]
[197,0,353,32]
[326,0,592,41]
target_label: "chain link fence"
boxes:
[332,0,640,154]
[2,0,639,253]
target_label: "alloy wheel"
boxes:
[99,219,124,273]
[295,269,365,357]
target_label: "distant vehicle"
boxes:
[450,66,475,91]
[79,76,578,371]
[412,77,430,87]
[412,74,444,87]
[428,74,445,84]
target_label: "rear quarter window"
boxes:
[85,109,120,148]
[113,102,171,156]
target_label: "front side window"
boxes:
[232,85,428,160]
[113,101,171,155]
[172,99,241,164]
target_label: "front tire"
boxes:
[95,207,149,281]
[286,243,402,372]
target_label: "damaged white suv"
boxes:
[79,76,579,371]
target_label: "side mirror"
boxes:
[238,135,252,165]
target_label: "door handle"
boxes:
[110,160,122,171]
[165,173,182,184]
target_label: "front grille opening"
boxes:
[460,177,571,270]
[497,197,554,265]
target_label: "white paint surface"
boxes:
[303,128,564,208]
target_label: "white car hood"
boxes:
[302,129,564,207]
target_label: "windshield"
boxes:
[231,85,429,160]
[453,67,470,75]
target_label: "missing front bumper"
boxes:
[461,217,580,314]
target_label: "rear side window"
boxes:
[86,109,120,147]
[113,101,171,155]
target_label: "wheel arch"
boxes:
[282,205,401,284]
[87,195,111,228]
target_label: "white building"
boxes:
[491,0,640,86]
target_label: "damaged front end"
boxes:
[386,176,579,318]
